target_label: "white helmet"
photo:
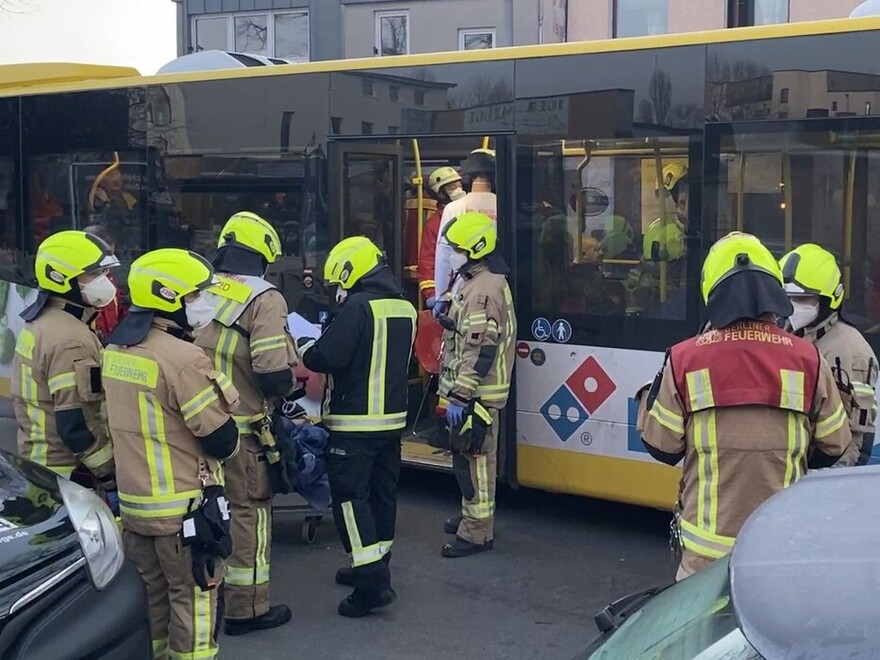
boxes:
[428,166,462,195]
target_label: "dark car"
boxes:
[578,466,880,659]
[0,449,150,659]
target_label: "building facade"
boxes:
[568,0,866,42]
[172,0,569,62]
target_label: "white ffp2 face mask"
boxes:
[185,295,216,330]
[80,273,117,308]
[336,286,348,305]
[449,251,469,273]
[788,299,820,332]
[448,186,466,201]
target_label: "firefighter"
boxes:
[102,248,240,660]
[298,236,416,618]
[638,232,851,582]
[418,166,465,308]
[12,230,118,507]
[194,211,297,635]
[437,211,516,558]
[433,149,497,316]
[780,243,878,466]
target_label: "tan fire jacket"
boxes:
[802,313,878,467]
[439,261,516,409]
[195,274,298,436]
[103,322,240,536]
[12,298,115,483]
[639,350,850,574]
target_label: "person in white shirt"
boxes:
[432,149,497,320]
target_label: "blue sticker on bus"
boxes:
[531,317,551,341]
[551,319,572,343]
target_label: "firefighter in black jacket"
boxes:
[298,236,417,618]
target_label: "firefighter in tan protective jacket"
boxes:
[437,211,516,558]
[638,232,851,582]
[195,211,298,636]
[13,230,119,508]
[780,244,878,467]
[102,248,240,660]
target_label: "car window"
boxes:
[577,559,763,659]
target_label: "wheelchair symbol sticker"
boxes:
[551,319,572,343]
[531,317,552,341]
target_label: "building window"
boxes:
[193,16,228,52]
[362,122,374,135]
[780,88,789,103]
[331,117,342,134]
[376,11,409,56]
[389,125,399,134]
[728,0,789,27]
[191,11,310,61]
[832,101,838,111]
[414,90,425,106]
[614,0,668,38]
[274,11,310,60]
[234,15,269,55]
[362,79,374,96]
[389,86,400,102]
[459,28,496,50]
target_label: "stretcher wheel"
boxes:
[301,518,318,544]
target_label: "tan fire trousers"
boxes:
[455,409,499,545]
[224,434,273,620]
[124,531,223,660]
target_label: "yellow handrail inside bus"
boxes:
[574,141,592,265]
[482,136,490,150]
[87,151,121,215]
[844,151,856,297]
[736,153,747,232]
[652,142,668,304]
[410,138,424,306]
[781,152,793,252]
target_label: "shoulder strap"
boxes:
[213,274,277,328]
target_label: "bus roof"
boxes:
[1,16,879,99]
[0,63,140,92]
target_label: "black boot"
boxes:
[338,589,397,618]
[444,514,463,534]
[335,552,392,587]
[335,566,354,587]
[224,604,292,636]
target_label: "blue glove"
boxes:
[425,296,436,310]
[432,301,448,322]
[446,402,465,428]
[105,489,120,517]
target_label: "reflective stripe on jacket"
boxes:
[103,325,239,536]
[12,299,114,480]
[439,261,516,409]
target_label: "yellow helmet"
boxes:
[35,230,119,295]
[218,211,282,264]
[701,232,783,304]
[128,248,218,314]
[428,166,462,195]
[642,218,685,262]
[656,162,688,194]
[779,243,844,310]
[324,236,384,290]
[442,212,497,260]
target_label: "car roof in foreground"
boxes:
[730,465,880,660]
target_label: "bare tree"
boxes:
[649,70,672,126]
[448,74,514,109]
[0,0,34,13]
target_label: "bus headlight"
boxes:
[57,478,124,590]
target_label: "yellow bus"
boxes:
[1,17,880,510]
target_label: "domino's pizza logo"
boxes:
[540,357,617,442]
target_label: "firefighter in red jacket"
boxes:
[418,167,465,308]
[638,232,850,581]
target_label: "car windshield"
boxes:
[576,558,763,659]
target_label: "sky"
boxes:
[0,0,177,75]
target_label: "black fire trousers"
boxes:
[327,431,401,595]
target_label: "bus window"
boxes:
[706,121,880,348]
[521,138,693,326]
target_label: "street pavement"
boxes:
[223,468,673,660]
[0,408,674,659]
